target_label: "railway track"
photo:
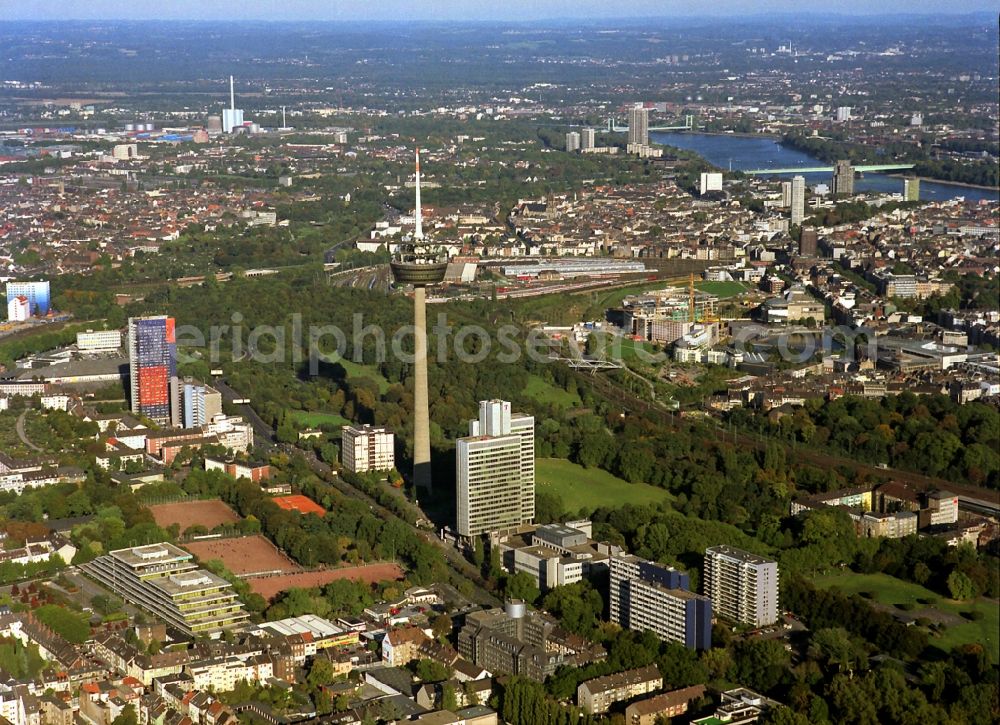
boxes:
[212,378,501,606]
[568,364,999,512]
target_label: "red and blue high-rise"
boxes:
[128,316,179,426]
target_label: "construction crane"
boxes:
[688,273,696,323]
[688,273,720,325]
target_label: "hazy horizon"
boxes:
[8,0,998,22]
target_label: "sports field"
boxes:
[667,280,750,299]
[536,458,671,512]
[183,535,300,577]
[148,500,240,530]
[273,494,326,516]
[246,563,405,600]
[814,571,999,660]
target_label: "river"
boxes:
[649,132,997,203]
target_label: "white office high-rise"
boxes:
[456,400,535,537]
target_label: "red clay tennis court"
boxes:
[182,535,300,576]
[148,499,240,530]
[272,494,326,516]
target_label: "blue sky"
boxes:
[8,0,997,21]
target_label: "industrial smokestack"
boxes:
[229,75,235,110]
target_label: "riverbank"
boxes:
[646,131,997,203]
[886,174,1000,193]
[660,130,780,140]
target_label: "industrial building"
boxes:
[222,76,245,133]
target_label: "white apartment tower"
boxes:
[627,106,649,146]
[704,545,779,627]
[565,131,581,152]
[341,425,395,473]
[581,127,596,150]
[790,175,806,226]
[456,400,535,537]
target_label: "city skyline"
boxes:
[9,0,997,21]
[0,11,994,724]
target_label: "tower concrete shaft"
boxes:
[412,285,432,491]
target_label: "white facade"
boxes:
[112,143,138,160]
[188,655,272,691]
[6,296,29,322]
[581,127,596,150]
[790,175,806,226]
[704,545,779,627]
[77,329,123,352]
[456,400,535,537]
[341,425,395,473]
[205,414,253,452]
[565,132,581,152]
[699,172,723,195]
[835,106,852,122]
[40,395,70,411]
[627,106,649,146]
[222,108,244,134]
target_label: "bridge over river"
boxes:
[743,164,915,175]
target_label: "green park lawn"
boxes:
[813,571,999,660]
[614,336,663,364]
[536,458,672,512]
[524,374,582,409]
[287,411,351,428]
[668,280,749,299]
[333,358,391,394]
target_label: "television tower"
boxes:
[390,149,447,492]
